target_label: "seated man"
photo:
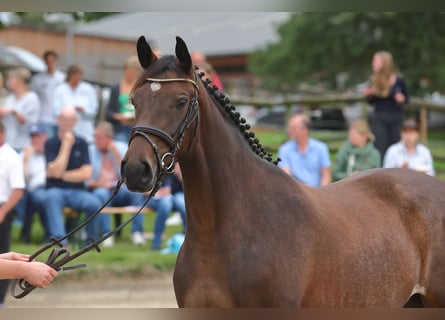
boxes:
[87,121,145,247]
[383,118,435,176]
[278,113,331,186]
[16,124,50,243]
[43,106,102,245]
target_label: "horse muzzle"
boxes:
[121,157,156,192]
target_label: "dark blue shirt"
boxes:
[170,173,183,195]
[45,136,90,190]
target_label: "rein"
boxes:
[10,181,162,299]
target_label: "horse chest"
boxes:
[173,249,237,307]
[174,243,304,307]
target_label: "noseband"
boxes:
[128,74,199,178]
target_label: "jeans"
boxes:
[370,112,404,160]
[172,192,187,231]
[16,187,49,243]
[143,195,174,249]
[91,185,145,236]
[44,188,103,244]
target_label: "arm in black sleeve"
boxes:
[106,84,121,125]
[399,77,409,104]
[365,94,377,104]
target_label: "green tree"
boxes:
[249,13,445,96]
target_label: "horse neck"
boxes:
[179,94,265,231]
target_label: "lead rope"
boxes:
[10,177,165,299]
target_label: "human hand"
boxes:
[114,113,134,125]
[402,161,409,169]
[22,145,35,160]
[23,261,57,288]
[107,141,118,154]
[394,92,405,104]
[155,187,172,197]
[75,106,85,113]
[0,107,13,117]
[363,87,373,96]
[0,205,7,224]
[62,131,75,147]
[0,252,30,262]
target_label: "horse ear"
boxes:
[137,36,157,69]
[175,36,192,73]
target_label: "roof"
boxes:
[74,12,291,56]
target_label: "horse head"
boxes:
[121,36,199,192]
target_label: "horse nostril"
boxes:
[141,160,152,181]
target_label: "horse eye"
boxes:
[176,97,188,109]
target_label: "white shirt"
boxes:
[0,143,25,202]
[383,141,435,176]
[20,151,46,191]
[30,69,65,125]
[2,92,40,150]
[53,81,98,144]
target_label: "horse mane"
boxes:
[195,66,280,165]
[135,55,279,165]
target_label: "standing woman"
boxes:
[0,67,40,152]
[106,56,142,143]
[363,51,409,159]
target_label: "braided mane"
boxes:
[135,55,279,165]
[195,66,279,165]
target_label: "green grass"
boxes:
[10,213,181,275]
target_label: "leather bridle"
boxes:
[128,74,200,179]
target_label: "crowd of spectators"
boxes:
[0,51,187,253]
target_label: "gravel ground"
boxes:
[5,270,178,308]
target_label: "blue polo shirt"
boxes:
[278,138,331,187]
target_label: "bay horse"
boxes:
[121,35,445,307]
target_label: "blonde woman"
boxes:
[363,51,409,159]
[106,56,142,143]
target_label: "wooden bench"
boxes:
[99,206,153,215]
[63,206,153,218]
